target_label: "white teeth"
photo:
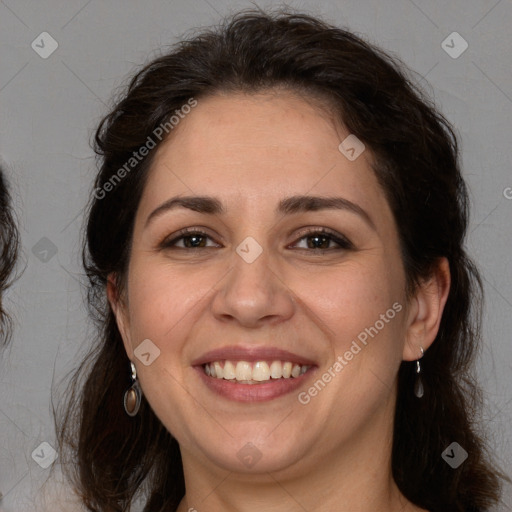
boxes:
[203,360,310,382]
[223,360,236,380]
[213,362,223,379]
[270,360,283,379]
[252,361,270,381]
[282,362,292,378]
[291,364,301,378]
[235,361,252,381]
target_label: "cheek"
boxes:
[306,268,406,410]
[125,262,215,353]
[304,265,404,338]
[124,264,209,433]
[302,263,407,407]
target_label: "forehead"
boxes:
[163,91,343,158]
[139,91,390,223]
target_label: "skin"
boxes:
[108,90,450,512]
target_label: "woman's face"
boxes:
[111,91,420,477]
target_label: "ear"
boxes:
[403,257,451,361]
[107,273,134,360]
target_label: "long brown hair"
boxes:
[55,8,508,511]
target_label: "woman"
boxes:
[56,9,507,512]
[0,164,19,349]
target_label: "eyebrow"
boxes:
[145,194,376,230]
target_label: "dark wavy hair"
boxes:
[56,8,508,512]
[0,164,19,349]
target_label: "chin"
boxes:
[200,440,307,475]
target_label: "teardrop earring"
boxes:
[123,361,142,416]
[414,347,424,398]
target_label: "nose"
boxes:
[210,240,296,328]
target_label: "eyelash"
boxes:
[160,227,354,253]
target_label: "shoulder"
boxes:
[33,469,86,512]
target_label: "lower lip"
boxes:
[194,366,315,402]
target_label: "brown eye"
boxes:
[291,229,354,252]
[160,228,220,250]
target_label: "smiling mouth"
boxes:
[203,360,311,384]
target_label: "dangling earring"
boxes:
[123,361,142,416]
[414,347,424,398]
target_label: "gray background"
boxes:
[1,0,511,510]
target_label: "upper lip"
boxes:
[191,345,317,367]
